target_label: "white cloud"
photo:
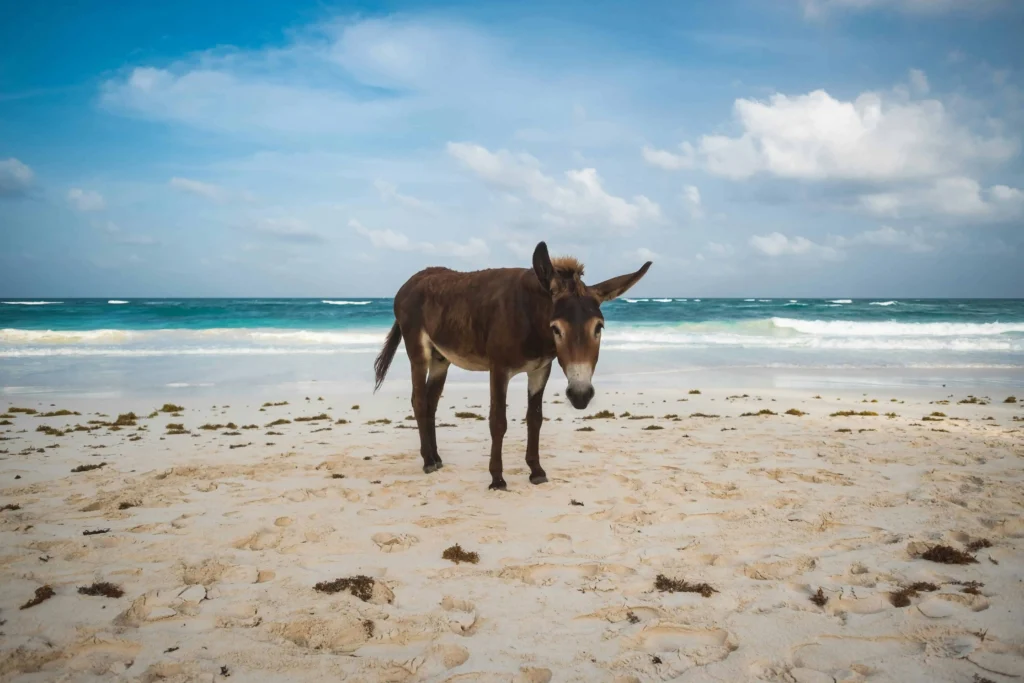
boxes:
[0,158,33,197]
[705,241,735,258]
[350,218,434,253]
[641,143,695,170]
[858,177,1024,219]
[447,142,660,231]
[695,89,1015,182]
[170,177,230,202]
[750,232,841,260]
[831,225,938,253]
[635,247,658,261]
[67,188,106,212]
[374,180,434,214]
[249,217,326,243]
[350,218,487,261]
[682,185,704,220]
[908,68,929,96]
[801,0,1007,18]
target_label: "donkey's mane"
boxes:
[550,256,584,279]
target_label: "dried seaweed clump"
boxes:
[688,389,701,395]
[830,410,878,417]
[262,401,289,407]
[71,462,106,473]
[83,528,110,536]
[689,413,720,418]
[314,575,376,602]
[583,410,615,420]
[78,582,124,598]
[366,418,392,425]
[294,413,330,422]
[965,538,992,553]
[9,407,38,414]
[1004,396,1017,404]
[784,408,806,416]
[921,545,977,565]
[113,413,138,426]
[889,581,938,607]
[159,404,184,413]
[442,544,480,564]
[654,574,717,598]
[38,409,80,417]
[642,425,664,431]
[740,409,777,417]
[36,425,65,436]
[20,585,55,610]
[809,588,828,607]
[1,503,21,512]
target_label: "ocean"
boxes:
[3,298,1023,395]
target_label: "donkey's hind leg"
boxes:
[406,333,441,474]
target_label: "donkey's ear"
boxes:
[590,261,652,302]
[532,241,555,293]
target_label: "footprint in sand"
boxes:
[270,613,373,654]
[441,596,479,635]
[743,555,817,581]
[233,529,283,551]
[180,559,260,586]
[540,533,573,555]
[371,532,419,552]
[498,563,634,586]
[63,636,142,677]
[791,636,924,677]
[916,592,989,618]
[574,605,664,623]
[442,668,552,683]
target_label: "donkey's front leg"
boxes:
[487,368,509,490]
[525,363,552,484]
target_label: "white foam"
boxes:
[744,299,755,302]
[675,299,688,302]
[770,318,1024,337]
[870,301,897,306]
[108,300,129,305]
[0,327,386,345]
[829,299,853,304]
[322,300,371,305]
[652,298,673,303]
[2,301,62,305]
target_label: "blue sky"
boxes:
[1,0,1022,297]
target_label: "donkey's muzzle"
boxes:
[566,385,595,410]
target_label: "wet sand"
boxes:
[1,384,1023,682]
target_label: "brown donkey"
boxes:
[373,242,651,489]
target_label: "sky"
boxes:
[1,0,1022,298]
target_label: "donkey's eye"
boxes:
[550,325,562,337]
[595,322,604,337]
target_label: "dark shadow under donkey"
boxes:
[373,241,651,490]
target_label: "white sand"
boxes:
[1,384,1023,682]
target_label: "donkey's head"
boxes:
[532,242,652,410]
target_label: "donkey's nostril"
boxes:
[566,385,595,409]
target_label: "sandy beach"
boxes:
[2,380,1022,682]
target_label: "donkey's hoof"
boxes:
[529,474,549,485]
[488,479,508,491]
[434,460,444,469]
[423,463,440,474]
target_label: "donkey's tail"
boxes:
[373,321,402,393]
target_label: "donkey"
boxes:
[373,241,651,490]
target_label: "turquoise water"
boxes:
[3,297,1022,395]
[2,298,1023,363]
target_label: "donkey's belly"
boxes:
[427,337,489,372]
